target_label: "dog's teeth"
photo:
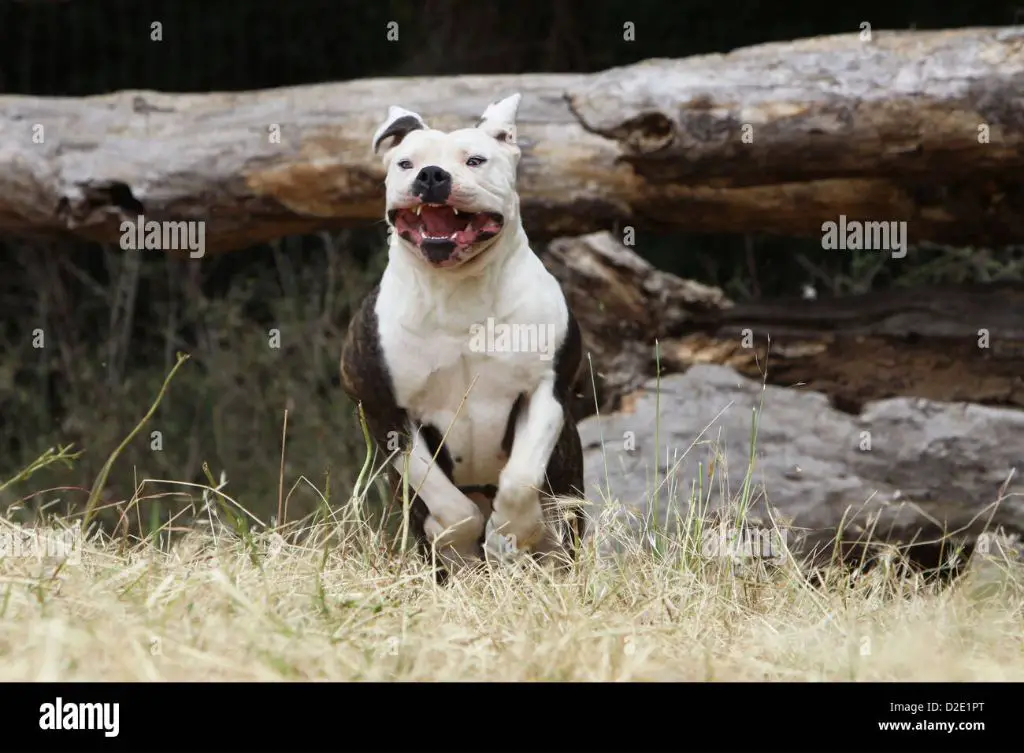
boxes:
[415,205,422,215]
[453,208,460,215]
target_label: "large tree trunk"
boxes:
[543,233,1024,416]
[1,27,1022,252]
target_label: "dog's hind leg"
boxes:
[539,404,587,561]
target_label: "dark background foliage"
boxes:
[1,0,1022,530]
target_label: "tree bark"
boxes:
[1,27,1022,252]
[543,233,1024,416]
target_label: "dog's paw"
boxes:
[485,485,549,567]
[483,514,530,565]
[424,514,483,573]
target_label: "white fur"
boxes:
[485,372,567,558]
[371,94,571,568]
[477,93,521,144]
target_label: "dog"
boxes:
[339,93,586,582]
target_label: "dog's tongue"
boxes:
[420,205,462,235]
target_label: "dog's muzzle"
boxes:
[388,204,505,267]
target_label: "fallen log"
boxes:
[578,363,1024,576]
[1,27,1022,252]
[542,233,1024,415]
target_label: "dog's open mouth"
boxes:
[389,205,504,266]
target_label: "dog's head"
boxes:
[371,93,523,270]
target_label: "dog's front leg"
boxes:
[485,375,565,562]
[398,428,485,573]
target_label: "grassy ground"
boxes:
[3,431,1022,682]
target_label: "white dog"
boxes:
[340,93,586,581]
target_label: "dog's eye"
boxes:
[397,159,413,170]
[466,156,487,167]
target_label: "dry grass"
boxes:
[2,489,1023,681]
[3,350,1024,682]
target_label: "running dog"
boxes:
[340,93,586,581]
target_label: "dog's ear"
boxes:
[476,93,522,148]
[371,105,428,159]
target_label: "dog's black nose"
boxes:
[412,165,452,203]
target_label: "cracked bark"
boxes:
[1,26,1022,252]
[544,233,1024,416]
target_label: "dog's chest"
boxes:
[385,323,550,484]
[377,275,561,485]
